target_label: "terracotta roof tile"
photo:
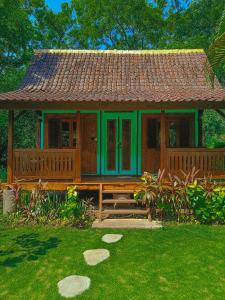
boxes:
[0,49,224,105]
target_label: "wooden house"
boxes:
[0,49,224,217]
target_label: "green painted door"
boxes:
[102,112,137,175]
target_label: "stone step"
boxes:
[92,218,162,229]
[92,219,162,229]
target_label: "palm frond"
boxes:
[205,9,225,87]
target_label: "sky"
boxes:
[45,0,189,12]
[45,0,71,12]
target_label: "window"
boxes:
[167,118,192,147]
[49,119,60,148]
[180,119,190,147]
[168,121,177,147]
[147,119,160,148]
[48,118,77,148]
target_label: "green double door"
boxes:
[102,112,137,175]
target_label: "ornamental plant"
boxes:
[187,180,225,224]
[135,168,225,223]
[60,186,82,219]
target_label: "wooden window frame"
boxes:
[44,114,77,149]
[165,114,195,148]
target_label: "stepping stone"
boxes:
[102,234,123,244]
[83,249,110,266]
[57,275,90,298]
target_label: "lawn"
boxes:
[0,225,225,300]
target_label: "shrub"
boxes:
[0,166,6,182]
[135,169,225,224]
[6,182,94,228]
[135,169,197,221]
[188,180,225,224]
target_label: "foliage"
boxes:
[163,0,225,50]
[60,186,81,218]
[188,180,225,224]
[0,166,6,182]
[72,0,165,49]
[5,182,93,228]
[205,8,225,86]
[135,169,225,224]
[59,186,94,227]
[0,0,34,72]
[0,110,37,167]
[202,110,225,147]
[135,168,198,221]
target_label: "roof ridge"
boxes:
[34,49,204,55]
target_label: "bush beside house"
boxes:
[135,169,225,224]
[1,170,225,227]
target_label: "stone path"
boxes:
[102,234,123,244]
[83,249,110,266]
[57,275,91,298]
[57,231,124,297]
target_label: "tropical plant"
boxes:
[135,169,197,221]
[7,180,47,220]
[206,9,225,86]
[188,179,225,224]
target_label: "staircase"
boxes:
[98,183,149,221]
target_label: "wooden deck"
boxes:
[4,176,141,191]
[12,148,225,184]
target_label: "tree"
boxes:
[162,0,225,50]
[33,2,76,48]
[206,9,225,86]
[71,0,165,49]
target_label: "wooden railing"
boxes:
[14,148,81,181]
[166,148,225,176]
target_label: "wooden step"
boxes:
[102,190,134,194]
[102,209,148,215]
[102,199,136,204]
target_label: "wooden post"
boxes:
[7,110,14,183]
[74,111,81,182]
[99,184,103,221]
[198,110,203,147]
[36,116,42,148]
[160,110,166,171]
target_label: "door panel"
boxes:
[102,112,137,175]
[81,114,97,174]
[121,119,131,171]
[107,119,118,171]
[141,114,160,173]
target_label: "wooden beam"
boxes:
[160,110,166,171]
[1,99,225,110]
[76,111,81,149]
[7,110,14,183]
[36,117,42,148]
[74,111,81,182]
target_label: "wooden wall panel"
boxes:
[81,114,97,174]
[141,114,160,173]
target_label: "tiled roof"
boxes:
[0,49,224,105]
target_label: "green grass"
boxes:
[1,225,225,300]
